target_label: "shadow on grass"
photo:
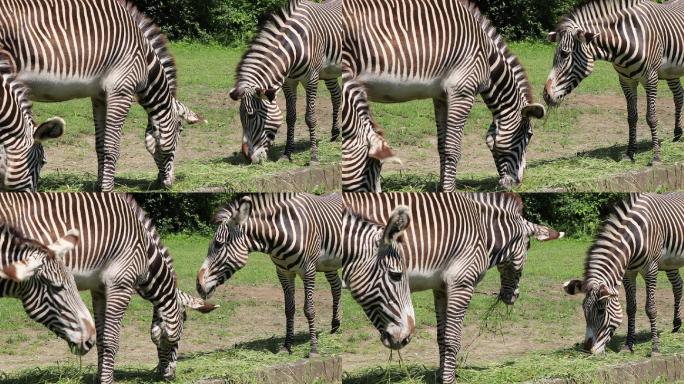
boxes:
[2,366,162,384]
[38,172,176,192]
[529,139,656,167]
[177,331,313,362]
[343,364,439,384]
[219,139,316,166]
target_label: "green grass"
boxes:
[2,235,683,383]
[34,43,340,192]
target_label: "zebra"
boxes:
[0,0,204,192]
[0,51,65,192]
[563,193,684,356]
[545,0,684,165]
[342,193,563,383]
[341,0,547,193]
[230,0,343,165]
[0,193,217,384]
[196,193,342,357]
[0,222,96,356]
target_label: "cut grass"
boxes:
[1,233,683,383]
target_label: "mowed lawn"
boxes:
[1,234,684,383]
[34,43,341,192]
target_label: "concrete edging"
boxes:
[195,355,342,384]
[199,164,341,193]
[554,163,684,192]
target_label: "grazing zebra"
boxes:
[545,0,684,164]
[196,193,342,357]
[342,193,563,383]
[0,0,203,192]
[230,0,342,164]
[564,193,684,356]
[0,193,217,384]
[0,52,65,192]
[0,223,96,355]
[341,0,546,192]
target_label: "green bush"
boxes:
[521,193,628,239]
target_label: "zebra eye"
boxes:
[213,240,223,249]
[388,270,403,282]
[559,49,571,59]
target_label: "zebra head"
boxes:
[563,279,622,354]
[196,196,253,299]
[495,222,564,305]
[544,27,599,107]
[342,206,415,350]
[486,104,546,190]
[0,226,95,355]
[230,86,283,164]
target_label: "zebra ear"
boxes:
[547,31,558,42]
[175,100,206,125]
[383,206,411,244]
[369,132,401,165]
[177,289,219,313]
[229,87,245,101]
[531,224,564,241]
[213,208,232,224]
[598,284,618,302]
[255,88,277,103]
[563,279,584,295]
[34,117,66,143]
[522,104,546,119]
[233,197,253,225]
[576,30,599,44]
[47,229,80,258]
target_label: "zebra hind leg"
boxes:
[666,269,682,332]
[99,288,134,384]
[619,77,639,162]
[622,272,638,353]
[92,290,107,375]
[433,289,447,378]
[668,79,683,142]
[644,79,661,164]
[325,79,341,142]
[325,271,342,334]
[644,266,661,355]
[277,268,297,354]
[305,78,321,165]
[302,269,319,357]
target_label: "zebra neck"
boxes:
[585,236,632,288]
[0,278,20,298]
[482,48,530,119]
[138,50,174,109]
[236,40,302,90]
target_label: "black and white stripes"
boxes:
[341,0,546,192]
[231,0,343,164]
[545,0,684,164]
[0,193,216,384]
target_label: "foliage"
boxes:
[478,0,578,41]
[132,193,236,235]
[521,193,628,239]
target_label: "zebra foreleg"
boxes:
[441,92,475,192]
[433,98,448,189]
[281,80,298,162]
[325,79,341,141]
[100,91,134,192]
[644,265,661,355]
[325,271,342,334]
[277,268,297,354]
[99,287,134,384]
[433,289,447,378]
[92,97,107,191]
[442,283,475,384]
[618,77,638,162]
[666,269,682,333]
[644,77,661,164]
[668,79,683,142]
[302,268,319,357]
[305,76,321,165]
[622,271,638,353]
[91,290,107,376]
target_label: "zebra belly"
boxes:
[316,249,341,272]
[72,269,105,291]
[18,71,104,102]
[658,58,684,79]
[659,248,684,270]
[407,270,443,292]
[359,74,443,103]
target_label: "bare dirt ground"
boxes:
[0,280,677,376]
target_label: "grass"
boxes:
[1,233,684,383]
[34,43,340,192]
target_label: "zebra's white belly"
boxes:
[658,58,684,79]
[408,269,442,292]
[72,269,104,291]
[359,73,443,103]
[17,71,104,102]
[316,249,341,272]
[659,248,684,270]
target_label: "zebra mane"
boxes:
[234,1,306,83]
[584,193,643,281]
[458,0,534,104]
[214,193,304,223]
[116,0,178,95]
[0,220,54,260]
[0,51,35,129]
[558,0,648,29]
[123,194,176,275]
[469,192,524,216]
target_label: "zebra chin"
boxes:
[498,174,521,190]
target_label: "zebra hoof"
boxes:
[621,345,634,354]
[673,320,681,333]
[279,345,292,355]
[279,154,292,163]
[621,154,635,163]
[330,323,340,334]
